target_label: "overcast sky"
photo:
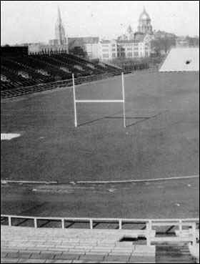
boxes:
[1,1,199,45]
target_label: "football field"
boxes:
[1,71,199,218]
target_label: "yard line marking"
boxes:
[1,180,57,185]
[76,175,199,184]
[1,175,198,186]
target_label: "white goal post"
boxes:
[72,73,126,128]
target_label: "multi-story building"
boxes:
[99,39,151,61]
[98,7,153,61]
[98,40,118,60]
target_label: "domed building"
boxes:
[98,7,153,61]
[137,7,153,34]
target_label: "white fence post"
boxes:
[192,222,196,246]
[62,219,65,229]
[146,220,152,246]
[34,218,37,228]
[179,220,182,235]
[119,220,122,230]
[8,216,12,227]
[90,219,93,230]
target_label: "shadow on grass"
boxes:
[77,110,167,128]
[78,115,151,128]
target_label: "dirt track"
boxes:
[1,177,199,218]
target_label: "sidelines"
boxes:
[1,175,198,186]
[72,72,126,128]
[76,174,199,184]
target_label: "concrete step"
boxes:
[1,226,156,263]
[156,244,195,263]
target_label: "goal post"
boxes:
[72,73,126,128]
[121,72,126,128]
[72,73,78,127]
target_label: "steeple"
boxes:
[57,7,62,24]
[127,25,133,34]
[126,25,134,40]
[55,6,68,46]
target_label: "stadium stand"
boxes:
[1,226,156,263]
[1,216,199,263]
[1,48,122,97]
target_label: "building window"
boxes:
[103,54,109,58]
[102,49,109,52]
[127,48,132,51]
[134,52,139,57]
[102,44,109,47]
[127,52,132,57]
[112,53,116,58]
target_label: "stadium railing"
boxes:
[1,214,199,246]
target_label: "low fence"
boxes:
[1,215,199,246]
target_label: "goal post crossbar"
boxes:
[75,100,124,103]
[72,73,126,128]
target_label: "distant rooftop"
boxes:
[69,37,99,44]
[159,47,199,72]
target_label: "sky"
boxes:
[1,1,199,45]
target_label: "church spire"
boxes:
[57,6,62,24]
[55,6,68,48]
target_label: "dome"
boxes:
[139,8,150,20]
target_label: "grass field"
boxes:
[1,71,199,218]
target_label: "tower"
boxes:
[126,25,134,40]
[55,7,68,47]
[138,7,153,34]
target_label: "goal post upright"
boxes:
[121,72,126,128]
[72,73,77,127]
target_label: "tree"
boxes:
[69,46,87,58]
[151,36,176,54]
